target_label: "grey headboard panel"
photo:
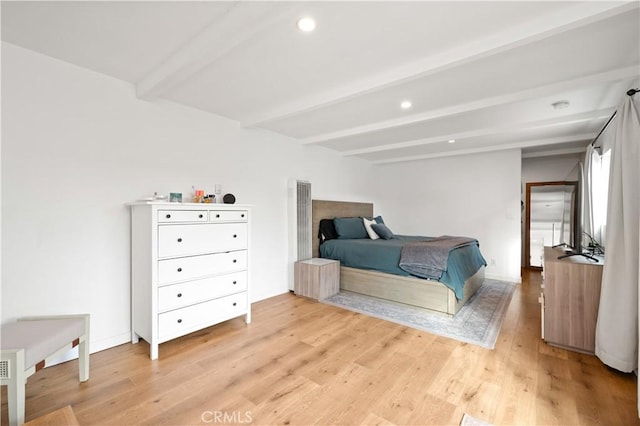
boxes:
[311,200,373,258]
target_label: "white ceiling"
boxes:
[2,1,639,164]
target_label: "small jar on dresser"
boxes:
[129,202,252,360]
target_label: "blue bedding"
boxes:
[319,235,487,300]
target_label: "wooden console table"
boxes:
[540,246,604,354]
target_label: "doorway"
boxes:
[525,181,578,268]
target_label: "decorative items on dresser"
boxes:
[540,246,604,354]
[130,202,251,360]
[294,258,340,301]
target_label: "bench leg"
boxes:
[78,314,90,382]
[8,377,26,426]
[78,339,89,382]
[2,314,91,424]
[5,350,26,426]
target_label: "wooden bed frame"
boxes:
[312,199,485,316]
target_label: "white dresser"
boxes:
[130,202,251,359]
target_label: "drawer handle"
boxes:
[177,293,182,298]
[232,259,237,263]
[177,319,182,323]
[233,234,237,238]
[233,281,237,285]
[166,214,171,219]
[177,238,182,243]
[177,267,182,272]
[233,302,237,306]
[241,214,245,218]
[198,214,203,219]
[216,214,220,218]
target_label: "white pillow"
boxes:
[363,217,380,240]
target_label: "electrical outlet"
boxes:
[490,258,496,266]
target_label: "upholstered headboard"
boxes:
[311,200,373,258]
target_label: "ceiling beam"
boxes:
[339,107,609,156]
[368,135,591,165]
[136,3,292,101]
[241,1,638,128]
[522,147,589,159]
[299,66,636,146]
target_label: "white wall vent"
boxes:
[296,181,312,261]
[287,179,312,290]
[0,360,10,379]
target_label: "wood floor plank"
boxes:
[360,412,396,425]
[535,353,580,425]
[492,348,538,425]
[373,341,460,425]
[24,405,79,426]
[308,351,414,425]
[2,270,638,425]
[269,362,372,425]
[247,374,320,424]
[566,353,620,425]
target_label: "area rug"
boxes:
[322,279,515,349]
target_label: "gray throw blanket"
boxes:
[399,236,478,279]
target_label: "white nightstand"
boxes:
[294,258,340,300]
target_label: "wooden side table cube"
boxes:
[294,258,340,300]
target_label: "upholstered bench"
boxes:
[1,315,90,426]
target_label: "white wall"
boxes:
[521,154,582,186]
[374,150,522,283]
[1,42,375,352]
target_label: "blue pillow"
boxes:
[334,217,368,239]
[364,215,385,224]
[371,223,394,240]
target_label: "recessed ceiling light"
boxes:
[296,17,316,32]
[551,100,570,110]
[400,100,412,109]
[448,139,456,144]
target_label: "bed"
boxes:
[312,200,486,316]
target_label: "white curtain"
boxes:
[582,146,595,248]
[594,94,640,387]
[583,145,611,247]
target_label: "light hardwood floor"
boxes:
[2,270,638,425]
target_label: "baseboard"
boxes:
[252,288,291,303]
[91,332,131,353]
[46,332,131,367]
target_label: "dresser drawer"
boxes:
[158,292,248,342]
[158,250,247,285]
[209,210,248,223]
[158,223,248,258]
[158,271,248,312]
[158,210,208,223]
